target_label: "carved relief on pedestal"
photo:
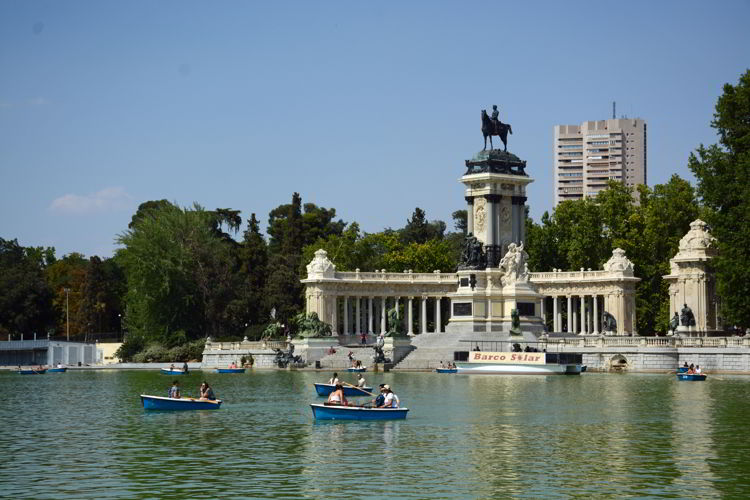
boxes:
[474,197,487,235]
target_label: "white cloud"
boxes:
[50,187,134,215]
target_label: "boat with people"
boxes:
[314,383,373,397]
[160,368,188,375]
[347,367,366,372]
[456,350,583,375]
[435,368,457,374]
[310,403,408,420]
[140,394,222,410]
[216,368,246,374]
[47,367,67,373]
[677,373,707,381]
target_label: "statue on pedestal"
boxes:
[680,304,696,327]
[481,105,513,151]
[509,308,521,336]
[458,233,486,270]
[601,311,617,334]
[499,242,530,286]
[668,312,679,336]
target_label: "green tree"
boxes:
[401,207,445,244]
[232,213,268,328]
[0,238,55,337]
[45,252,88,336]
[689,69,750,327]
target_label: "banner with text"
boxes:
[467,352,546,364]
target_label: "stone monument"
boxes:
[447,108,544,338]
[663,219,719,336]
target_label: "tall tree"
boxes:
[0,238,55,337]
[401,207,446,244]
[689,70,750,327]
[232,213,269,327]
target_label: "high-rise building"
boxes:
[554,118,646,205]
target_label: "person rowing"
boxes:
[356,373,366,388]
[329,372,340,385]
[326,384,349,406]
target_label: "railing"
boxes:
[530,270,633,281]
[334,270,458,284]
[545,336,750,348]
[0,340,50,350]
[204,340,288,351]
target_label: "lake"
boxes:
[1,370,749,499]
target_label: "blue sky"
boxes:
[1,1,748,258]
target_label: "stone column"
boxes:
[368,297,374,334]
[435,297,442,333]
[593,294,599,335]
[380,297,387,333]
[572,297,578,334]
[566,295,572,334]
[579,295,585,335]
[407,297,414,335]
[540,297,545,327]
[343,296,349,335]
[421,297,428,334]
[553,296,559,332]
[355,297,361,335]
[466,196,474,235]
[330,296,338,334]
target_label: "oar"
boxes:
[342,381,377,397]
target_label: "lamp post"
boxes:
[118,313,122,341]
[64,288,70,341]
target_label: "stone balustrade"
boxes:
[545,335,750,348]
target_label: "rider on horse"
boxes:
[491,105,501,128]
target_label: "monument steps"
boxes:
[317,346,376,370]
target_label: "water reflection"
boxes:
[1,370,749,498]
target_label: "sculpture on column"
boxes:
[458,233,486,270]
[481,105,513,151]
[385,307,405,337]
[601,311,617,335]
[680,304,696,328]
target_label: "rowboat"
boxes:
[310,403,408,420]
[435,368,457,373]
[216,368,245,374]
[18,369,46,375]
[314,383,373,397]
[456,351,583,375]
[160,368,189,375]
[677,373,707,381]
[347,367,366,372]
[47,367,67,373]
[140,394,222,410]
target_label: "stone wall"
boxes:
[575,347,750,373]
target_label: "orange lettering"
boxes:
[472,353,482,360]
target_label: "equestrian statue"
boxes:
[481,104,513,151]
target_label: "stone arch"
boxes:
[608,354,629,372]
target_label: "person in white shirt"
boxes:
[382,385,400,408]
[695,365,702,374]
[328,372,340,385]
[357,374,366,387]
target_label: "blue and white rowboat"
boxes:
[435,368,457,373]
[677,373,707,381]
[140,395,222,410]
[216,368,246,374]
[18,369,46,375]
[47,367,67,373]
[160,368,189,375]
[347,367,366,372]
[314,383,373,397]
[310,403,408,420]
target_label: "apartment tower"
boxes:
[554,118,646,205]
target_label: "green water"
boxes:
[1,370,749,499]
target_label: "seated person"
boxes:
[695,365,702,374]
[357,374,366,387]
[383,385,400,408]
[199,382,216,400]
[327,384,348,406]
[168,380,180,399]
[329,372,339,385]
[371,384,386,407]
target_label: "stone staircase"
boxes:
[317,345,377,370]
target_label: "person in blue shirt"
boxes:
[371,384,386,408]
[168,380,180,399]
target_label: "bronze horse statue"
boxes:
[481,110,512,151]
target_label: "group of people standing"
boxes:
[168,380,216,400]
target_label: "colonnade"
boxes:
[331,295,450,335]
[542,293,628,335]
